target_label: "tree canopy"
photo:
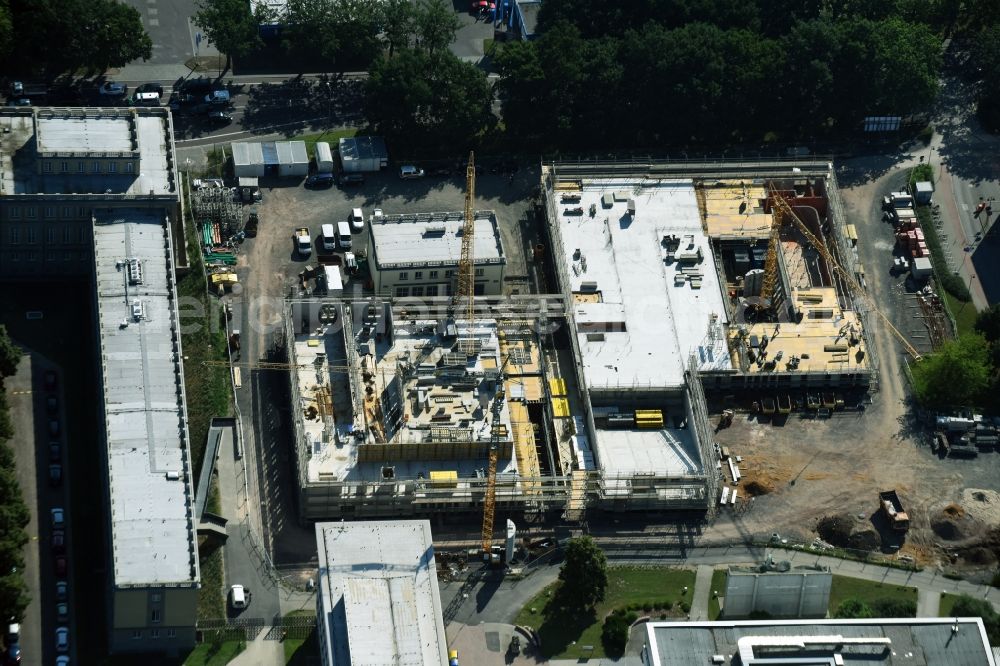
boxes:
[0,326,30,624]
[911,333,992,410]
[556,536,608,610]
[195,0,263,72]
[834,598,874,618]
[0,326,18,378]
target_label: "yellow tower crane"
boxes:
[766,186,923,361]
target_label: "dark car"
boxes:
[136,82,164,97]
[55,581,68,602]
[6,98,31,107]
[181,78,215,95]
[49,464,62,487]
[56,603,68,622]
[4,644,20,664]
[207,110,233,124]
[48,420,60,437]
[244,211,259,238]
[49,442,61,462]
[54,556,67,577]
[51,529,65,554]
[306,172,335,189]
[169,93,198,111]
[338,172,365,186]
[44,370,57,391]
[46,395,58,415]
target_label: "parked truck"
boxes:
[879,490,910,532]
[294,227,312,257]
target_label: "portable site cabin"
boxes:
[314,141,334,173]
[276,141,309,177]
[338,136,388,173]
[231,140,308,177]
[232,142,266,178]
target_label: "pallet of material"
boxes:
[720,486,730,506]
[549,377,568,397]
[635,409,665,429]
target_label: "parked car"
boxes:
[54,556,67,577]
[399,165,425,179]
[55,627,68,653]
[49,463,62,487]
[99,81,127,97]
[44,371,57,391]
[55,581,68,602]
[48,420,60,437]
[206,111,232,125]
[169,93,198,111]
[338,172,365,186]
[51,507,65,529]
[55,657,69,666]
[4,644,20,664]
[51,529,65,554]
[56,603,69,622]
[305,172,335,189]
[46,395,58,414]
[6,98,31,107]
[204,90,231,105]
[135,82,163,97]
[49,442,61,462]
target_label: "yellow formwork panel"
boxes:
[429,471,458,488]
[552,398,571,418]
[508,401,540,492]
[549,377,567,397]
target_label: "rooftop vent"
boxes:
[131,300,145,321]
[381,466,395,480]
[423,224,446,236]
[165,471,181,481]
[127,258,143,285]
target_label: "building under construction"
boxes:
[285,160,881,522]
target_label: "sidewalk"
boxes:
[690,565,714,621]
[228,628,284,666]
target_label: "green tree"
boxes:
[834,598,874,618]
[0,326,19,378]
[380,0,415,56]
[414,0,460,53]
[80,0,153,73]
[601,609,636,656]
[364,47,494,153]
[284,0,383,71]
[911,334,992,410]
[0,0,12,61]
[975,26,1000,130]
[195,0,262,72]
[556,536,608,610]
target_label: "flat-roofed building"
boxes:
[94,210,198,652]
[642,618,996,666]
[315,520,448,666]
[367,210,506,298]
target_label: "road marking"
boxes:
[148,18,159,26]
[148,7,157,14]
[10,390,32,395]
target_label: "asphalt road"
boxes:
[122,0,199,66]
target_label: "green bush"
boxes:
[909,163,933,190]
[679,601,691,613]
[835,598,874,618]
[915,206,972,302]
[601,610,637,656]
[871,598,917,617]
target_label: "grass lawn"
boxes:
[708,569,728,620]
[299,127,363,159]
[939,592,963,617]
[198,538,226,619]
[183,640,245,666]
[828,574,917,615]
[515,567,696,659]
[284,631,318,665]
[942,290,979,337]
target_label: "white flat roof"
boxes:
[552,179,731,390]
[94,211,198,587]
[370,211,505,269]
[594,427,703,476]
[133,115,173,194]
[316,520,448,666]
[36,116,133,153]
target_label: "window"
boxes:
[92,161,100,173]
[132,630,142,640]
[62,207,72,218]
[63,226,72,244]
[411,286,424,297]
[77,162,85,173]
[44,206,54,218]
[8,228,18,245]
[43,162,52,172]
[444,269,454,278]
[78,228,87,243]
[26,207,36,219]
[109,162,117,173]
[151,592,162,603]
[26,228,36,244]
[125,162,134,173]
[474,283,486,296]
[425,285,438,297]
[63,252,72,262]
[151,609,161,624]
[9,207,20,219]
[46,226,54,243]
[77,207,86,217]
[151,629,160,639]
[10,252,19,262]
[414,271,423,280]
[61,162,69,173]
[395,287,409,297]
[429,270,439,279]
[398,271,408,281]
[166,630,176,639]
[475,268,485,277]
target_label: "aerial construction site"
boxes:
[284,158,890,530]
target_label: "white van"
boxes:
[135,91,160,106]
[349,207,365,233]
[336,221,352,250]
[230,584,247,609]
[321,223,337,252]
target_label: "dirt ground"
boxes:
[706,164,1000,572]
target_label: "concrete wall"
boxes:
[723,570,831,618]
[109,586,198,653]
[371,264,505,298]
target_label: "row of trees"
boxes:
[195,0,460,72]
[494,16,941,150]
[912,305,1000,412]
[0,326,30,623]
[0,0,151,76]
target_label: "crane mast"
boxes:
[454,152,477,330]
